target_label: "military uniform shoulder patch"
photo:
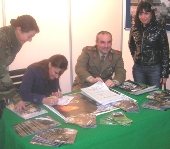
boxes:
[86,46,96,50]
[115,50,121,54]
[111,49,121,54]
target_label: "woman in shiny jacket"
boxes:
[128,1,169,88]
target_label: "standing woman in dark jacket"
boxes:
[128,1,169,88]
[19,54,68,106]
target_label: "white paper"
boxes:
[57,96,74,105]
[81,81,123,105]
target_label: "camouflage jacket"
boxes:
[0,25,22,104]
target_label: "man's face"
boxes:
[96,34,112,55]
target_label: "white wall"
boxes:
[0,1,2,26]
[71,0,122,81]
[1,0,122,93]
[2,0,168,91]
[122,0,170,90]
[4,0,71,93]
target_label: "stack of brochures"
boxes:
[116,80,159,95]
[30,128,78,147]
[81,81,123,105]
[12,116,61,137]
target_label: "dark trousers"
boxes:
[132,63,161,88]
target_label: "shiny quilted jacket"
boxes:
[128,21,169,78]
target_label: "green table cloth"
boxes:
[0,91,170,149]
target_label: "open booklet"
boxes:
[6,102,48,120]
[45,92,119,120]
[81,81,123,105]
[116,80,159,95]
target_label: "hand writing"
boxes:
[42,97,58,106]
[51,92,63,98]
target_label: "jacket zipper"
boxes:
[141,31,145,65]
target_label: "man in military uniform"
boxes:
[72,31,126,91]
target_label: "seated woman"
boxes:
[19,54,68,106]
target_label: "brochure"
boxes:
[6,102,48,120]
[116,80,158,95]
[12,116,61,137]
[45,92,120,120]
[81,81,123,105]
[30,128,78,147]
[45,93,98,120]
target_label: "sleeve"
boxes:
[112,52,126,85]
[75,47,93,83]
[19,66,45,104]
[0,35,21,104]
[159,27,169,78]
[128,27,136,58]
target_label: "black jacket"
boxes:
[129,21,169,78]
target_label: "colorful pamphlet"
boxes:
[30,128,78,147]
[12,116,61,137]
[116,80,158,95]
[6,102,48,120]
[45,92,119,120]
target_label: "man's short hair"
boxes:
[96,31,112,42]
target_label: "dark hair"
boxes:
[31,54,68,78]
[31,54,68,91]
[134,1,156,28]
[96,31,112,42]
[10,15,39,33]
[49,54,68,70]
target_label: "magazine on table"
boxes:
[6,102,48,120]
[81,81,123,105]
[30,128,78,146]
[45,92,119,120]
[12,116,61,137]
[116,80,158,95]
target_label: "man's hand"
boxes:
[14,101,26,112]
[105,79,115,87]
[88,77,103,83]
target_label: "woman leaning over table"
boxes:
[19,54,68,106]
[0,15,39,118]
[128,1,169,89]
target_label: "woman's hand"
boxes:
[14,101,26,112]
[42,97,58,106]
[51,92,63,98]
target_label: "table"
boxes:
[0,91,170,149]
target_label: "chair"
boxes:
[163,58,170,91]
[9,68,26,90]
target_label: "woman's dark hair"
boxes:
[49,54,68,71]
[31,54,68,78]
[134,1,156,28]
[31,54,68,91]
[10,15,39,33]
